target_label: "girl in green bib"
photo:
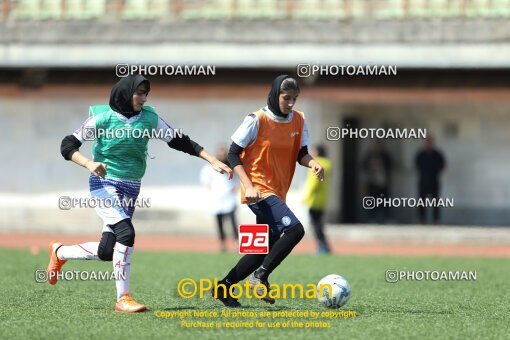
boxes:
[48,75,232,312]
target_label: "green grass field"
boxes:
[1,248,509,339]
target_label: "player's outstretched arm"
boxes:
[233,164,260,204]
[227,141,260,203]
[70,151,107,179]
[165,132,232,178]
[197,149,233,179]
[299,153,324,182]
[60,134,107,178]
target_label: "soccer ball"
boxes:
[317,274,351,308]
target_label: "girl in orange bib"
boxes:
[213,75,324,307]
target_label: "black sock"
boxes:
[258,224,305,280]
[254,266,269,281]
[222,254,265,284]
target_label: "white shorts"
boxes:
[89,175,141,233]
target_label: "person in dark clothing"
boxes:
[415,136,446,224]
[362,139,393,223]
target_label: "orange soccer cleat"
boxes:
[115,294,147,313]
[46,241,67,285]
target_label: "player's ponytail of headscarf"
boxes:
[109,75,150,118]
[267,75,300,118]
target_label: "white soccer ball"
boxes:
[317,274,351,308]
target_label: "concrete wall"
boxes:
[2,86,509,227]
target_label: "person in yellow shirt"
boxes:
[303,145,332,254]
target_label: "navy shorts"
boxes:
[248,195,301,236]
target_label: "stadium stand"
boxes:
[2,0,510,21]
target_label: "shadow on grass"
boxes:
[160,304,293,311]
[162,306,197,311]
[358,305,452,315]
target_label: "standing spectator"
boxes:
[415,136,446,224]
[362,139,393,223]
[201,145,238,252]
[303,145,332,254]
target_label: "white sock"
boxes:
[57,242,100,260]
[113,243,133,301]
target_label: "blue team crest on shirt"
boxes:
[282,216,291,226]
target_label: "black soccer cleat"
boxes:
[211,281,241,308]
[248,272,275,305]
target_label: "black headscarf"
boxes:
[109,75,150,118]
[267,74,290,118]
